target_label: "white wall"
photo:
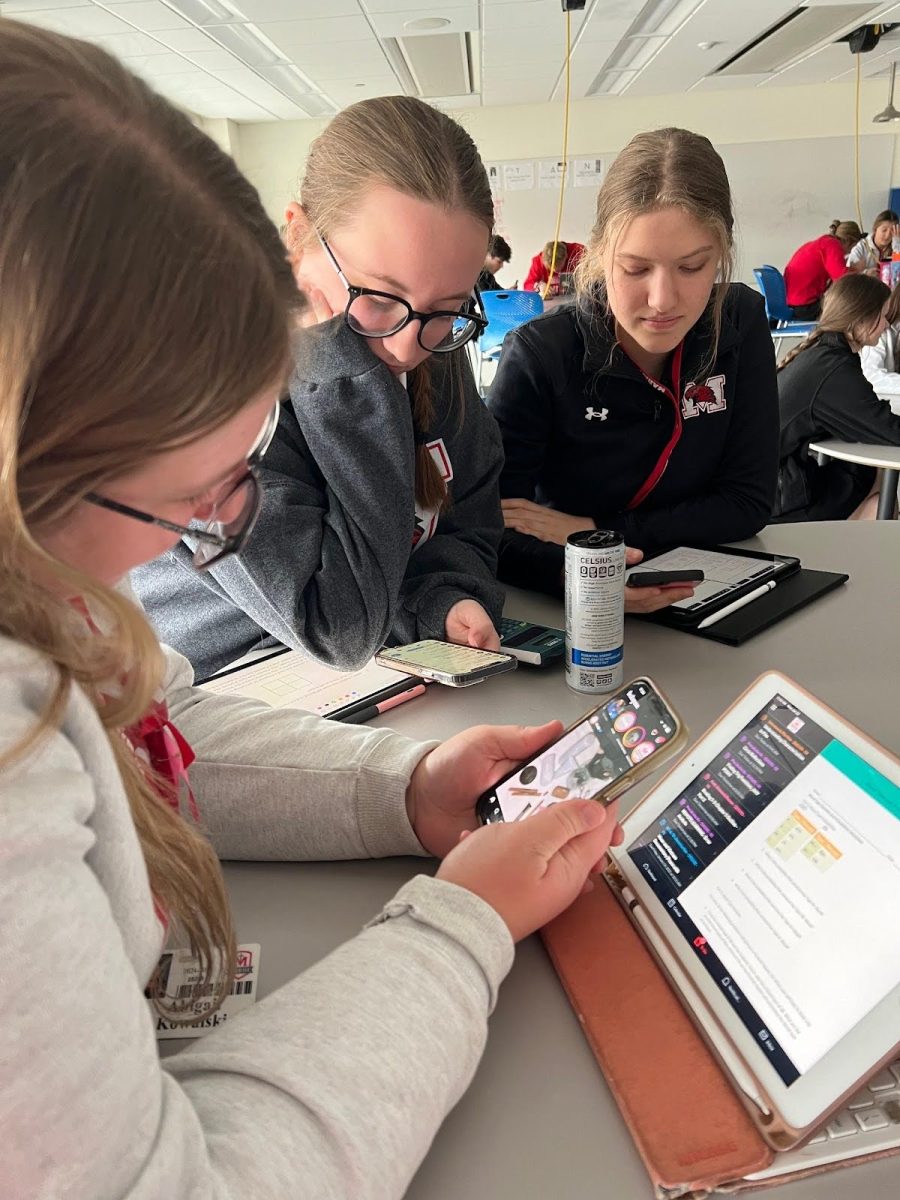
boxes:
[229,79,900,287]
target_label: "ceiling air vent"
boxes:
[715,3,876,76]
[382,32,474,98]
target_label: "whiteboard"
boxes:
[485,135,892,290]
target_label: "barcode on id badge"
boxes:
[175,979,254,999]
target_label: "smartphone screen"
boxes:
[480,679,679,823]
[376,640,516,685]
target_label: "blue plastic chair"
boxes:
[477,289,544,393]
[753,265,816,356]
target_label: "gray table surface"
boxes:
[216,523,900,1199]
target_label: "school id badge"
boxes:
[148,943,261,1040]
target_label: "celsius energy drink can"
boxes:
[565,529,625,694]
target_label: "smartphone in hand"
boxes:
[375,639,517,687]
[627,569,704,588]
[476,677,686,823]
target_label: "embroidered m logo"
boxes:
[682,374,727,419]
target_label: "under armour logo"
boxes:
[585,406,608,422]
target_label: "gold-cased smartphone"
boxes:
[476,676,687,824]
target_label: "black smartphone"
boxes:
[476,677,686,824]
[627,569,704,588]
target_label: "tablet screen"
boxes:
[626,694,900,1086]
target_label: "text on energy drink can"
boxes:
[565,529,625,694]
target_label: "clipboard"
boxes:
[643,568,849,645]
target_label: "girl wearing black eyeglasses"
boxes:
[134,97,504,679]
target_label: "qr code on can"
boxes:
[579,671,596,688]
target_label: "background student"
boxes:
[774,273,900,522]
[488,127,779,605]
[1,23,621,1199]
[135,96,506,680]
[861,280,900,397]
[783,219,863,319]
[523,238,584,294]
[478,233,512,292]
[846,209,899,275]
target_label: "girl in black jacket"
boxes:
[488,127,779,603]
[774,273,900,522]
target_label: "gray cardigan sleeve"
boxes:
[2,638,514,1200]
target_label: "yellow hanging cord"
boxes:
[542,11,573,302]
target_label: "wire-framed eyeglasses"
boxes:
[317,232,487,353]
[84,402,280,571]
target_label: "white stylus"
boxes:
[620,885,772,1117]
[696,580,777,630]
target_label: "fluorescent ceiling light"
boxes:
[258,61,311,101]
[611,35,666,71]
[205,21,279,68]
[293,93,336,118]
[631,0,704,38]
[587,69,638,96]
[162,0,245,25]
[381,36,418,95]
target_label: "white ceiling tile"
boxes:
[151,27,221,51]
[316,79,405,107]
[288,41,393,77]
[369,4,478,38]
[483,0,585,34]
[255,15,373,51]
[483,81,552,105]
[102,2,193,31]
[16,5,135,35]
[228,0,359,17]
[124,51,196,73]
[1,0,87,8]
[180,46,248,70]
[92,29,174,54]
[364,0,473,10]
[689,71,775,91]
[484,28,569,61]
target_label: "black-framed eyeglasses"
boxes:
[317,232,487,353]
[84,402,280,571]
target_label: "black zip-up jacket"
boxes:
[775,330,900,520]
[487,282,779,593]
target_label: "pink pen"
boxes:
[375,684,427,713]
[341,683,428,724]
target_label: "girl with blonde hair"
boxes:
[0,21,621,1197]
[135,95,505,679]
[775,273,900,521]
[846,208,899,275]
[489,127,778,602]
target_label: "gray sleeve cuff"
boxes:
[367,874,515,1011]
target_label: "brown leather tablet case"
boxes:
[541,879,899,1198]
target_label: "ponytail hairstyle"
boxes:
[575,127,735,373]
[829,219,864,250]
[778,273,889,371]
[0,21,302,1014]
[290,96,493,512]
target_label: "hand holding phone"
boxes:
[437,799,621,942]
[627,569,704,588]
[476,677,686,824]
[375,639,517,687]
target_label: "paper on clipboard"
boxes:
[200,650,417,718]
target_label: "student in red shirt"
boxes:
[523,239,584,294]
[782,220,863,319]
